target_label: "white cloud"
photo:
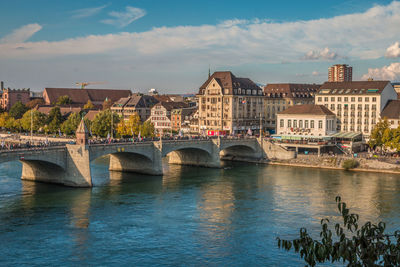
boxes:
[361,63,400,81]
[71,5,108,18]
[385,41,400,58]
[2,2,400,90]
[0,23,42,44]
[303,47,338,60]
[101,6,146,27]
[312,71,323,76]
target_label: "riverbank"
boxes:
[267,155,400,174]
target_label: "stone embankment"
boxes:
[269,154,400,174]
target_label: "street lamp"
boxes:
[30,110,33,144]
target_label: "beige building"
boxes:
[276,105,337,136]
[149,101,188,135]
[263,83,320,133]
[328,64,352,82]
[111,94,159,122]
[315,81,397,138]
[197,71,264,135]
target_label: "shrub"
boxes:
[342,159,359,170]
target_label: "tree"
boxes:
[25,98,44,109]
[9,101,28,119]
[102,98,113,110]
[61,112,81,135]
[47,107,63,133]
[386,126,400,151]
[20,110,47,132]
[83,100,95,110]
[369,118,390,150]
[127,113,141,136]
[56,95,72,106]
[140,121,155,138]
[0,112,10,128]
[91,110,120,137]
[277,196,400,267]
[116,119,128,137]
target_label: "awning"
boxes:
[330,132,362,139]
[271,134,332,140]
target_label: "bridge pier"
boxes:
[109,151,163,176]
[64,144,92,187]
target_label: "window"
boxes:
[299,120,303,128]
[365,97,369,102]
[338,97,342,102]
[351,97,355,102]
[293,120,297,128]
[324,97,328,102]
[318,97,322,102]
[331,97,335,102]
[372,97,377,102]
[331,104,335,110]
[280,119,284,127]
[305,120,309,128]
[318,120,323,129]
[358,97,362,102]
[310,120,314,128]
[344,97,348,102]
[288,120,292,127]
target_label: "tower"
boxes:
[76,119,89,145]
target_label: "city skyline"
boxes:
[0,0,400,93]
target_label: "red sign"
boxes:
[207,130,226,136]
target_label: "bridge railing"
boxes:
[0,145,67,154]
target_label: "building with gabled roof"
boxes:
[263,83,320,133]
[111,94,158,122]
[381,100,400,129]
[197,71,264,135]
[149,101,189,135]
[315,80,397,138]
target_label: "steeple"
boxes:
[76,119,89,145]
[208,65,211,79]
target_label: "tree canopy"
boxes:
[25,98,44,109]
[20,110,47,132]
[277,196,400,266]
[369,117,400,152]
[102,98,113,110]
[61,112,81,135]
[9,101,28,119]
[83,100,95,110]
[56,95,72,106]
[91,110,120,137]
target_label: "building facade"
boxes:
[111,94,159,122]
[0,82,30,110]
[263,83,320,133]
[197,71,264,135]
[276,105,337,136]
[171,108,197,132]
[149,102,188,135]
[381,100,400,129]
[328,64,352,82]
[315,81,397,138]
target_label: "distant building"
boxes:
[111,94,159,122]
[197,71,264,135]
[315,81,397,138]
[263,83,320,133]
[381,100,400,129]
[328,64,352,82]
[35,105,82,117]
[189,109,199,134]
[276,104,337,136]
[149,102,189,135]
[171,107,197,132]
[0,81,30,110]
[43,88,131,107]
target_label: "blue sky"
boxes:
[0,0,399,93]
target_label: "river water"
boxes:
[0,159,400,266]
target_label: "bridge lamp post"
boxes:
[110,110,114,140]
[31,110,33,144]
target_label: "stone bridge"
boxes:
[0,138,295,187]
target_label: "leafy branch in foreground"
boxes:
[277,196,400,266]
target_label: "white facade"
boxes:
[277,113,337,136]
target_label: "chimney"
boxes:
[0,81,3,91]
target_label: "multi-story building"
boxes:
[276,104,337,136]
[381,100,400,129]
[149,101,188,135]
[197,71,264,135]
[111,94,159,122]
[392,82,400,99]
[328,64,352,82]
[263,83,320,133]
[0,81,30,110]
[171,107,197,132]
[315,81,397,138]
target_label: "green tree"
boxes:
[386,126,400,151]
[91,110,120,137]
[25,98,45,109]
[9,101,28,119]
[61,112,81,135]
[56,95,72,105]
[277,196,400,267]
[127,113,141,136]
[20,110,47,132]
[47,107,63,133]
[83,100,95,110]
[369,118,390,150]
[140,121,155,138]
[0,112,10,128]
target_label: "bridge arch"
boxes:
[219,139,263,161]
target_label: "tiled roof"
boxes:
[84,110,100,121]
[264,83,320,99]
[198,71,261,95]
[157,101,188,111]
[44,88,131,105]
[36,105,82,116]
[317,81,390,95]
[278,104,335,116]
[381,100,400,119]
